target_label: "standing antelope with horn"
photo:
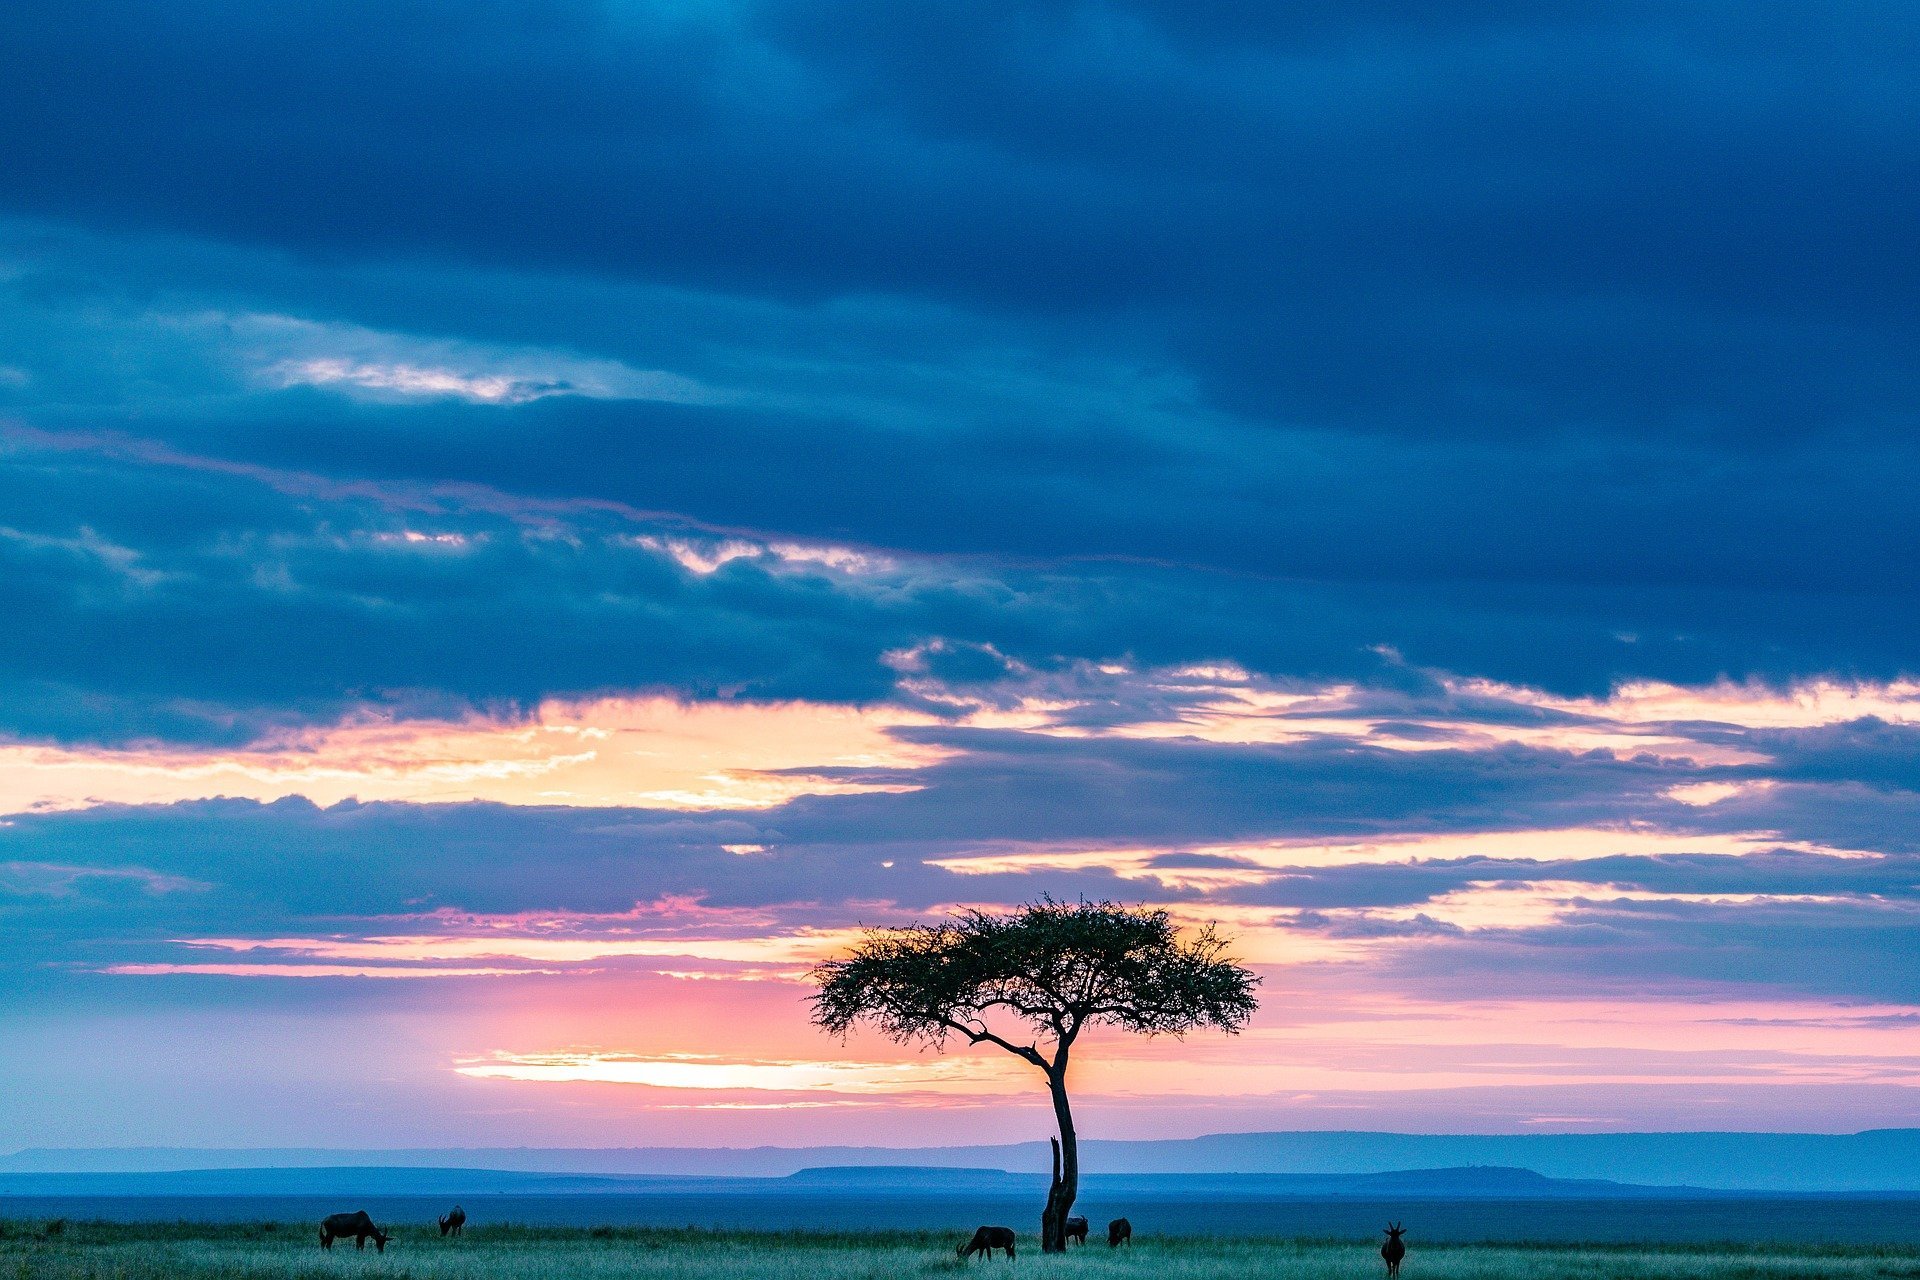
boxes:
[1381,1223,1407,1278]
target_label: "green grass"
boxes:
[1,1221,1914,1280]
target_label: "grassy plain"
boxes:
[1,1221,1915,1280]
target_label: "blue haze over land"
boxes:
[8,1131,1919,1192]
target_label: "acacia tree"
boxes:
[809,898,1259,1251]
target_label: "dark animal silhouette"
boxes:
[958,1226,1017,1260]
[439,1205,466,1237]
[1381,1223,1407,1278]
[1107,1218,1131,1248]
[1063,1216,1088,1246]
[319,1211,391,1252]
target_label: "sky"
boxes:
[2,0,1919,1152]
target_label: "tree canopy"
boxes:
[810,897,1259,1062]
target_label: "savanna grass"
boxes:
[1,1221,1914,1280]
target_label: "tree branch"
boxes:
[942,1017,1048,1069]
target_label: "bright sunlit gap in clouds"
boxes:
[6,666,1919,815]
[0,696,950,813]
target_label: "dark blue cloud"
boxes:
[9,401,1920,745]
[5,0,1915,442]
[777,726,1682,844]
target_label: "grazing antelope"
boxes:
[1107,1218,1131,1248]
[958,1226,1017,1260]
[319,1211,390,1253]
[439,1205,466,1237]
[1381,1223,1407,1278]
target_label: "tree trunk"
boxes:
[1039,1071,1079,1252]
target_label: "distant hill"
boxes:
[0,1162,1831,1200]
[5,1130,1918,1192]
[783,1166,1033,1189]
[784,1166,1685,1198]
[0,1166,651,1197]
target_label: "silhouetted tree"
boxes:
[809,898,1259,1251]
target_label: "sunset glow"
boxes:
[455,1051,1024,1094]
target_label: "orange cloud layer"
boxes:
[0,696,949,814]
[6,666,1911,815]
[926,827,1883,891]
[174,926,864,968]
